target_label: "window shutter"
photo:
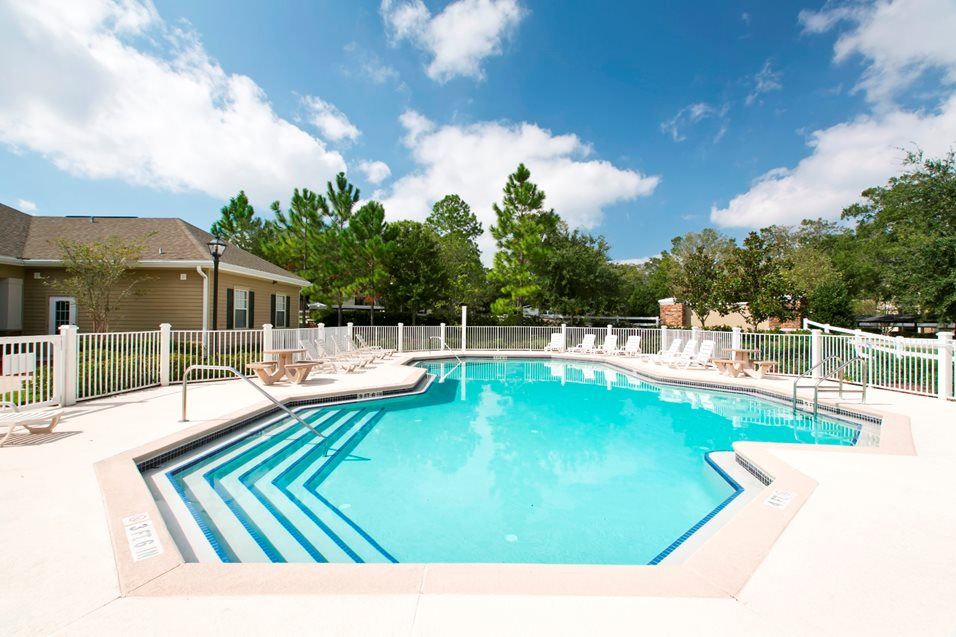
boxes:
[226,288,234,330]
[248,291,255,329]
[270,294,276,326]
[285,295,291,327]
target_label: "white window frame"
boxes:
[233,288,249,329]
[274,294,287,328]
[48,296,77,334]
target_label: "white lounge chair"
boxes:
[670,340,715,369]
[543,333,565,352]
[643,338,682,362]
[569,334,597,353]
[596,334,620,355]
[617,335,642,356]
[1,403,64,447]
[354,333,394,358]
[658,340,698,366]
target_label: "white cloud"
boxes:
[15,198,37,212]
[612,255,659,266]
[746,59,783,106]
[800,0,956,104]
[713,0,956,229]
[380,110,660,257]
[358,160,392,185]
[0,0,346,207]
[661,102,729,143]
[381,0,525,82]
[710,95,956,227]
[301,96,361,142]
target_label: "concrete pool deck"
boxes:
[3,353,955,635]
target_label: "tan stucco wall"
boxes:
[210,271,301,330]
[22,267,204,334]
[691,310,771,331]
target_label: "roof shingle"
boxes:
[0,204,306,284]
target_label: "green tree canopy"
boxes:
[52,234,150,332]
[726,229,793,330]
[349,201,395,325]
[666,229,735,327]
[842,151,956,326]
[210,191,267,257]
[489,164,560,315]
[542,229,620,319]
[427,194,483,241]
[385,221,448,325]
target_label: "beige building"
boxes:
[0,204,308,335]
[658,298,801,331]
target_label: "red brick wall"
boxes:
[768,316,801,330]
[659,302,689,327]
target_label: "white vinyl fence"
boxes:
[0,317,952,409]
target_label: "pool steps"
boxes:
[173,407,394,563]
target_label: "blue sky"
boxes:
[1,0,954,262]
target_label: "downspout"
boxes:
[196,266,209,331]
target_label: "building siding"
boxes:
[22,267,205,334]
[210,271,300,330]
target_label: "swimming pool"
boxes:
[162,358,863,565]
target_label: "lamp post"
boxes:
[207,236,227,330]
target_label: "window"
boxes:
[48,296,76,334]
[234,289,249,329]
[274,294,286,328]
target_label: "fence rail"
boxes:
[0,319,952,408]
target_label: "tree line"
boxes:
[210,150,956,331]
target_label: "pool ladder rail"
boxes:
[428,336,463,382]
[792,356,868,417]
[179,364,326,440]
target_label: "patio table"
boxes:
[259,348,306,384]
[718,348,760,378]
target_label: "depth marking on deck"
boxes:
[763,490,795,510]
[122,513,164,561]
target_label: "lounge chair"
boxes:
[596,334,621,355]
[642,338,682,362]
[1,402,64,447]
[670,340,715,369]
[304,339,358,373]
[655,340,697,366]
[354,333,394,359]
[617,335,642,356]
[569,334,597,353]
[543,333,565,352]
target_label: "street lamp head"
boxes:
[207,236,227,259]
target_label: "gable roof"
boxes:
[0,204,308,287]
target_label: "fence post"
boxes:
[318,323,325,344]
[440,322,446,349]
[263,323,274,361]
[159,323,171,386]
[461,305,468,351]
[691,326,700,343]
[346,322,353,340]
[606,324,612,337]
[397,322,404,353]
[57,324,77,406]
[810,329,822,378]
[561,323,567,351]
[661,325,668,352]
[938,332,953,401]
[731,326,741,350]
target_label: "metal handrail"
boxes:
[428,336,462,364]
[792,356,867,416]
[792,355,843,411]
[428,336,463,382]
[179,364,324,439]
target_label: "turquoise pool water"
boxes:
[166,358,860,565]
